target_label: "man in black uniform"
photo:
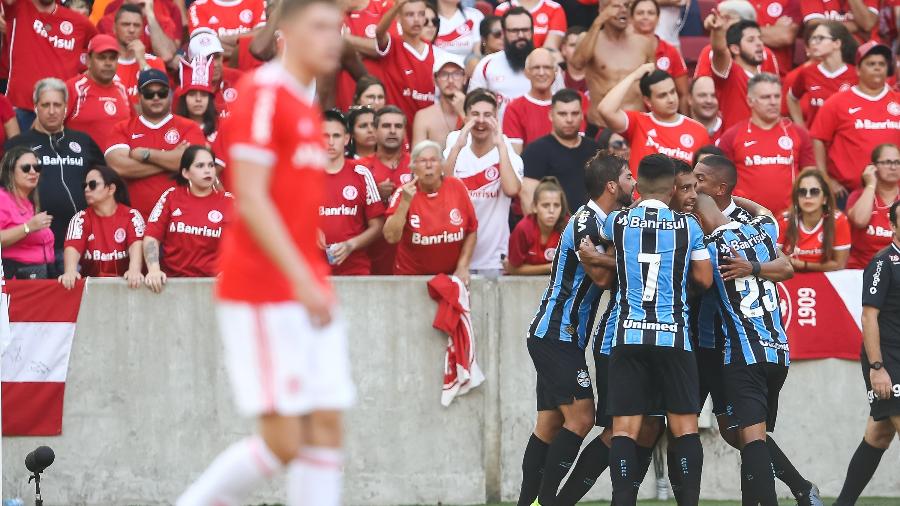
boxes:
[5,78,104,275]
[833,200,900,506]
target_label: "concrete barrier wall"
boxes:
[2,278,898,505]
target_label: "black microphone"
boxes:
[25,446,55,474]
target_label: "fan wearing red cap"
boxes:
[175,56,218,141]
[66,34,132,145]
[187,29,244,120]
[811,41,900,201]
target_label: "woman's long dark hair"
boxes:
[783,168,838,261]
[0,146,41,211]
[346,106,375,158]
[89,165,131,206]
[176,91,218,138]
[353,75,385,106]
[174,145,216,186]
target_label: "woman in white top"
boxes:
[434,0,485,58]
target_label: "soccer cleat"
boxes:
[795,482,824,506]
[530,500,541,506]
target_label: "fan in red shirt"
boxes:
[503,48,559,153]
[144,146,233,290]
[706,14,769,131]
[101,0,183,37]
[787,21,857,128]
[810,41,900,199]
[801,0,879,40]
[384,140,478,282]
[688,76,724,143]
[495,0,567,49]
[718,73,815,215]
[98,0,179,61]
[111,4,169,105]
[599,64,709,177]
[59,165,145,288]
[693,2,779,80]
[178,3,354,506]
[0,95,19,157]
[103,69,207,219]
[631,0,689,109]
[504,176,566,275]
[66,34,131,146]
[846,143,900,269]
[777,169,851,272]
[188,0,266,41]
[174,55,220,144]
[750,0,801,77]
[320,110,386,276]
[187,29,244,120]
[3,0,96,114]
[336,0,391,110]
[368,0,438,138]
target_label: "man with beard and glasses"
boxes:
[413,53,467,149]
[571,0,655,134]
[705,13,766,130]
[469,6,563,120]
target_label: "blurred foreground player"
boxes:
[176,2,355,506]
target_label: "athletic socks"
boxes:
[517,433,550,506]
[834,439,887,506]
[554,435,610,506]
[538,428,585,505]
[287,447,344,506]
[176,435,282,506]
[672,433,703,506]
[741,439,778,506]
[766,437,811,496]
[635,444,654,487]
[609,436,639,506]
[666,437,683,504]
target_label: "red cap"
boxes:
[177,56,215,97]
[88,34,120,55]
[855,40,894,76]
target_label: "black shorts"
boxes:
[697,347,728,416]
[528,337,594,412]
[861,346,900,422]
[607,344,699,416]
[723,362,788,431]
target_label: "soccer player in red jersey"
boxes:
[384,140,478,282]
[811,41,900,201]
[104,69,206,219]
[750,0,801,77]
[111,4,169,105]
[846,144,900,269]
[97,0,178,63]
[706,13,767,131]
[59,166,144,288]
[692,1,779,80]
[495,0,567,50]
[600,64,710,176]
[143,146,232,288]
[787,21,857,128]
[188,0,266,41]
[505,176,567,275]
[176,2,354,505]
[718,73,815,215]
[3,0,97,123]
[688,76,724,142]
[66,34,131,146]
[631,0,690,111]
[320,110,385,276]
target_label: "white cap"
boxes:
[188,28,224,59]
[433,51,466,75]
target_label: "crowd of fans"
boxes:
[0,0,898,287]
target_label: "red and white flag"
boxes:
[1,280,85,436]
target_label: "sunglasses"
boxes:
[141,88,169,100]
[424,16,438,27]
[18,163,41,174]
[489,30,502,38]
[82,180,104,191]
[609,140,627,149]
[797,187,822,198]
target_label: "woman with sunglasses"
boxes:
[846,143,900,269]
[353,75,387,112]
[434,0,484,57]
[0,147,54,279]
[346,106,377,159]
[777,169,851,272]
[422,2,440,43]
[59,166,145,289]
[467,16,503,76]
[143,146,232,292]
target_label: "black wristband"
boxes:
[750,261,761,276]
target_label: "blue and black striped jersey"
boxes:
[592,293,618,358]
[706,215,789,366]
[600,200,710,350]
[529,200,608,349]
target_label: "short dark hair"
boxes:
[323,109,348,132]
[464,88,498,113]
[174,145,216,186]
[637,153,675,194]
[726,20,760,48]
[276,0,338,24]
[639,69,674,98]
[697,154,738,191]
[693,144,724,166]
[673,159,692,175]
[551,88,581,107]
[374,105,406,127]
[115,3,142,21]
[630,0,660,17]
[501,6,533,30]
[890,200,900,226]
[564,25,586,38]
[88,165,131,206]
[585,151,627,200]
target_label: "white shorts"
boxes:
[217,301,356,417]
